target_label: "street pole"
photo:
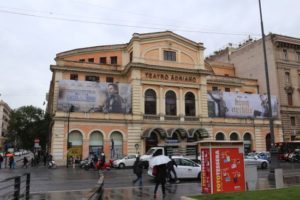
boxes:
[258,0,280,177]
[66,105,74,168]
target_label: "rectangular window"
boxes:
[225,88,230,92]
[283,49,288,60]
[285,72,290,83]
[79,59,85,62]
[70,74,78,80]
[164,50,176,61]
[291,116,296,126]
[130,52,133,62]
[212,86,218,91]
[99,57,106,64]
[297,52,300,61]
[110,56,117,64]
[88,58,94,63]
[85,75,99,82]
[106,77,114,83]
[287,93,293,105]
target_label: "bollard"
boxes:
[14,176,21,200]
[25,173,31,200]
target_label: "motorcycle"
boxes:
[48,160,57,168]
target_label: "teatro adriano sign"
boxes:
[144,72,197,83]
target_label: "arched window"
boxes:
[110,131,123,159]
[244,132,252,153]
[230,132,239,141]
[145,89,157,115]
[185,92,195,116]
[215,132,225,140]
[165,91,177,116]
[89,131,104,157]
[68,131,83,146]
[68,130,83,160]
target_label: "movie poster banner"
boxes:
[211,148,245,194]
[207,91,278,118]
[57,80,132,114]
[201,148,212,194]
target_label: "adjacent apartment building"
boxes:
[0,100,12,151]
[208,34,300,141]
[47,31,282,166]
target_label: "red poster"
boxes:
[212,148,245,193]
[201,148,211,194]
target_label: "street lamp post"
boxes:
[66,105,74,168]
[258,0,280,177]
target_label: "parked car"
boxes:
[14,151,22,156]
[147,156,201,180]
[113,154,137,168]
[244,155,269,169]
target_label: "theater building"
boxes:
[47,31,282,165]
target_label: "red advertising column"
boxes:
[211,148,245,193]
[201,148,211,194]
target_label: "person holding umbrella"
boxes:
[150,155,171,199]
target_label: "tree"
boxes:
[7,105,51,150]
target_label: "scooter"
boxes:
[48,160,57,168]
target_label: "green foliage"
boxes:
[7,105,51,150]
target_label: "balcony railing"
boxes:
[165,115,181,121]
[143,115,160,120]
[184,116,199,121]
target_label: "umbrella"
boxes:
[6,153,14,157]
[149,155,170,167]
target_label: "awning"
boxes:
[167,128,188,139]
[188,128,209,139]
[142,128,167,139]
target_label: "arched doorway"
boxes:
[110,131,123,159]
[89,131,104,157]
[230,132,239,141]
[243,133,252,154]
[145,132,159,153]
[68,130,83,161]
[215,132,225,140]
[266,133,271,151]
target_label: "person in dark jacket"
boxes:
[132,155,143,186]
[167,155,179,183]
[154,164,167,199]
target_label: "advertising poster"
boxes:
[207,91,278,118]
[212,148,245,193]
[57,80,132,114]
[201,148,211,194]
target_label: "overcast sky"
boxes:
[0,0,299,109]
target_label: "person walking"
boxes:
[132,155,143,186]
[167,155,179,183]
[154,164,167,199]
[0,154,3,169]
[22,157,29,168]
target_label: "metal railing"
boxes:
[0,173,30,200]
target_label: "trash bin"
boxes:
[245,164,257,191]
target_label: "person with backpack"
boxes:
[167,155,179,183]
[0,154,3,169]
[22,156,29,168]
[132,154,143,186]
[154,164,167,199]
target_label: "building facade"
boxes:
[0,100,12,151]
[47,31,282,166]
[208,34,300,141]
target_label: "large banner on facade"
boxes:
[207,91,278,118]
[57,80,132,113]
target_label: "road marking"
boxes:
[104,182,200,190]
[31,189,91,194]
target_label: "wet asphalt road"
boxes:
[0,162,299,200]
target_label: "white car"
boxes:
[148,156,201,179]
[244,155,269,169]
[113,154,137,169]
[14,151,22,156]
